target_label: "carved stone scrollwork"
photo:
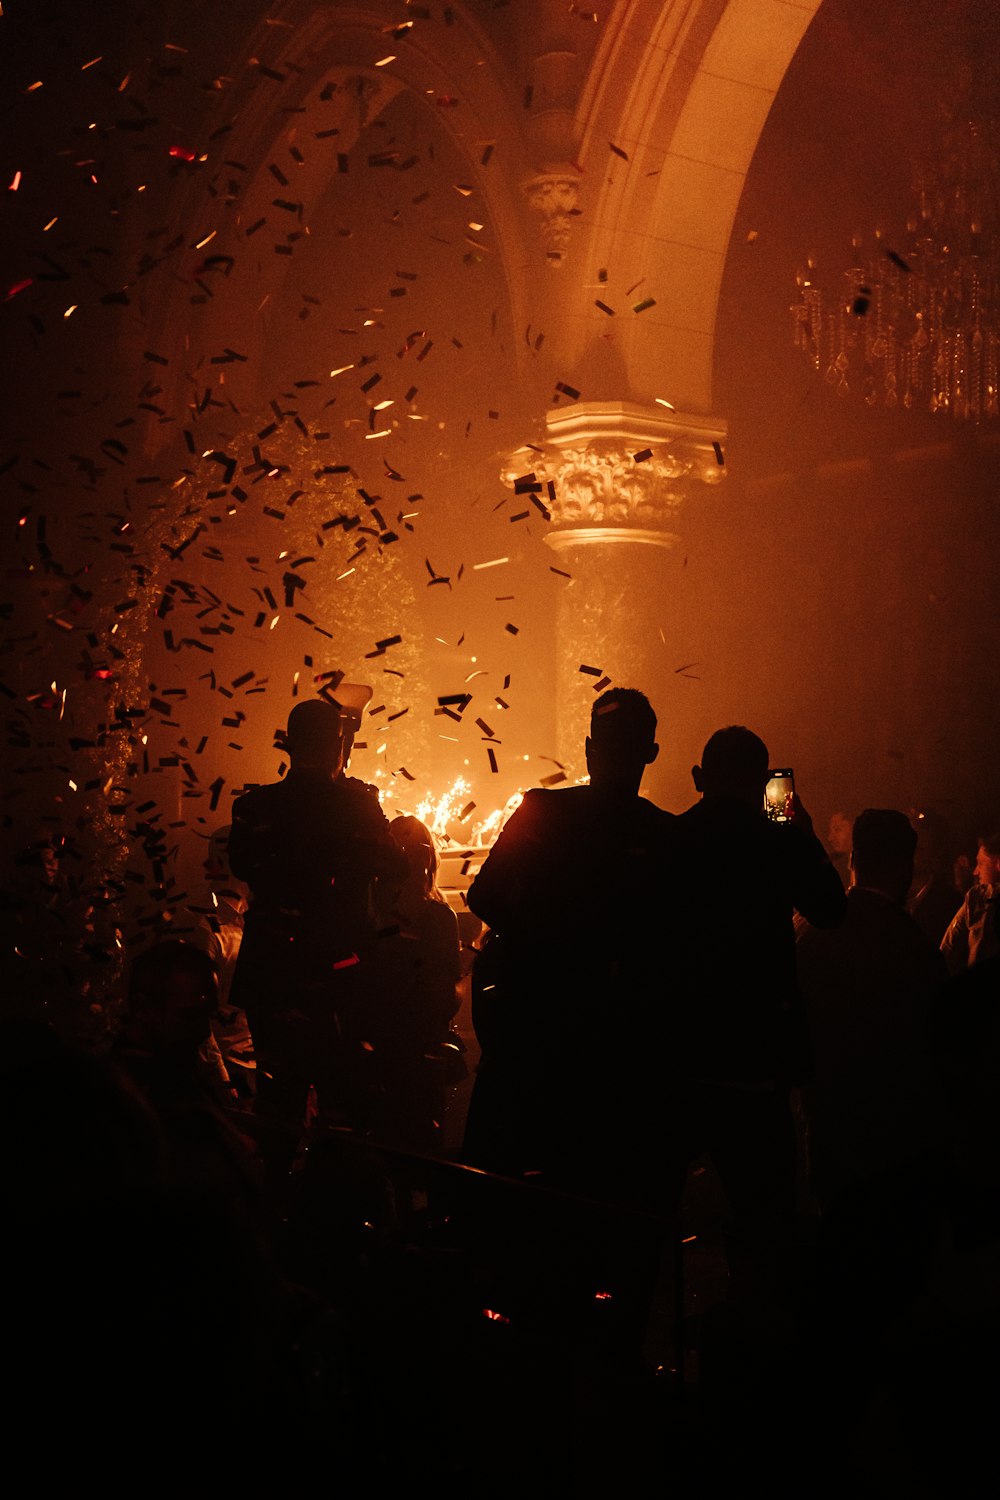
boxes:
[521,172,581,264]
[532,446,687,539]
[504,401,726,552]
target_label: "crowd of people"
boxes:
[2,684,998,1476]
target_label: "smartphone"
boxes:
[764,768,794,822]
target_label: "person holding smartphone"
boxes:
[669,726,846,1247]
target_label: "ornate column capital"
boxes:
[521,170,582,266]
[504,401,726,552]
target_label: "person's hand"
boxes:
[788,792,814,836]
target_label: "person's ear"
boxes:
[645,742,659,766]
[692,764,703,793]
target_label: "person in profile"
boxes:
[463,687,677,1203]
[366,815,463,1154]
[228,689,404,1172]
[671,726,845,1233]
[940,830,1000,975]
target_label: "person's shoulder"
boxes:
[676,797,739,839]
[233,779,279,813]
[423,896,459,935]
[341,775,381,802]
[336,775,390,828]
[503,785,564,827]
[964,883,988,915]
[525,785,572,806]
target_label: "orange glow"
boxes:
[376,774,523,849]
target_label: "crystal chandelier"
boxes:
[793,115,1000,421]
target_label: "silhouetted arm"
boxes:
[788,823,847,930]
[467,790,550,938]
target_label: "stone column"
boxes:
[508,401,725,800]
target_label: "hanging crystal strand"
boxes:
[902,342,915,409]
[909,251,929,405]
[953,330,967,420]
[986,330,999,417]
[861,266,879,405]
[825,309,838,385]
[793,261,823,370]
[933,329,948,413]
[885,323,898,407]
[968,265,983,421]
[929,275,944,413]
[836,295,850,395]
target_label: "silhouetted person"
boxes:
[825,810,853,888]
[192,824,254,1096]
[229,691,404,1173]
[111,939,264,1206]
[365,815,463,1154]
[0,833,111,1039]
[797,809,947,1200]
[795,809,947,1359]
[5,1014,343,1467]
[940,829,1000,974]
[113,940,221,1103]
[933,953,1000,1246]
[464,688,677,1202]
[671,727,845,1231]
[907,806,963,947]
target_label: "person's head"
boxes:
[692,725,770,808]
[585,689,658,792]
[827,811,853,857]
[285,699,349,775]
[391,815,442,900]
[851,809,918,905]
[126,941,218,1058]
[975,832,1000,890]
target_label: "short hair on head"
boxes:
[700,725,769,780]
[590,688,657,750]
[285,698,343,756]
[979,830,1000,860]
[852,809,917,870]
